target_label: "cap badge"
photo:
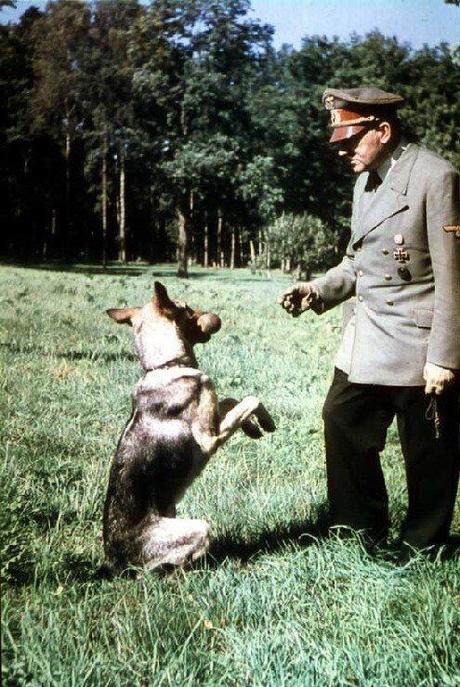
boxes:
[393,234,404,245]
[324,95,335,110]
[330,110,340,125]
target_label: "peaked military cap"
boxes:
[322,86,405,143]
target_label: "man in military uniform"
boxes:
[278,87,460,561]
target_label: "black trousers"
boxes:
[322,368,460,549]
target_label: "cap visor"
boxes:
[329,125,367,144]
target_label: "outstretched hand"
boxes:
[277,282,321,317]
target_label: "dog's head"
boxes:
[107,282,221,370]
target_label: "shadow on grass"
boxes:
[7,530,460,588]
[200,525,460,571]
[69,510,332,583]
[3,261,148,277]
[444,534,460,560]
[1,341,136,363]
[200,504,332,569]
[56,349,137,363]
[3,261,272,283]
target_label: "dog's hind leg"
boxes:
[142,517,210,571]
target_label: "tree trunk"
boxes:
[58,130,71,258]
[230,225,235,269]
[43,208,56,259]
[249,239,256,274]
[118,146,127,263]
[189,190,195,264]
[101,133,108,267]
[266,242,272,279]
[150,192,159,262]
[203,212,209,268]
[65,131,71,238]
[217,208,224,268]
[258,228,263,258]
[176,199,189,278]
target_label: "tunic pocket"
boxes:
[413,308,433,328]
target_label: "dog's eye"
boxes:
[175,303,195,319]
[173,299,186,310]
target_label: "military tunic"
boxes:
[312,143,460,385]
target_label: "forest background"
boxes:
[1,0,460,277]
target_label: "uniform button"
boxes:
[382,249,389,255]
[384,274,392,281]
[358,270,364,277]
[386,300,394,306]
[358,295,364,302]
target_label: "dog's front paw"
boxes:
[255,404,276,433]
[241,418,264,439]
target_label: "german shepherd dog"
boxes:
[103,282,275,574]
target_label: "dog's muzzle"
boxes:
[197,313,221,335]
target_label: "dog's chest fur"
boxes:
[134,367,203,418]
[111,367,213,509]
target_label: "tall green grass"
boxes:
[1,264,459,686]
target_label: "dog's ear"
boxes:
[153,281,174,312]
[106,307,140,325]
[197,313,221,337]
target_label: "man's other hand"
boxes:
[423,362,457,395]
[277,282,322,317]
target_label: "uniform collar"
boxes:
[351,142,418,244]
[376,139,408,184]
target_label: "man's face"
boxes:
[335,127,384,174]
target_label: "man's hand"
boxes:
[423,362,456,395]
[277,282,322,317]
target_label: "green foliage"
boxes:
[1,265,460,685]
[1,4,460,267]
[29,0,92,136]
[266,213,338,278]
[238,155,284,220]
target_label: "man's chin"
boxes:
[350,161,366,174]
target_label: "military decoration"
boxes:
[393,247,409,263]
[397,266,412,281]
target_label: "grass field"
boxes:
[1,263,459,686]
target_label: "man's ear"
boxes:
[106,307,140,325]
[378,121,392,145]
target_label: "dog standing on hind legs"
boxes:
[102,282,275,575]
